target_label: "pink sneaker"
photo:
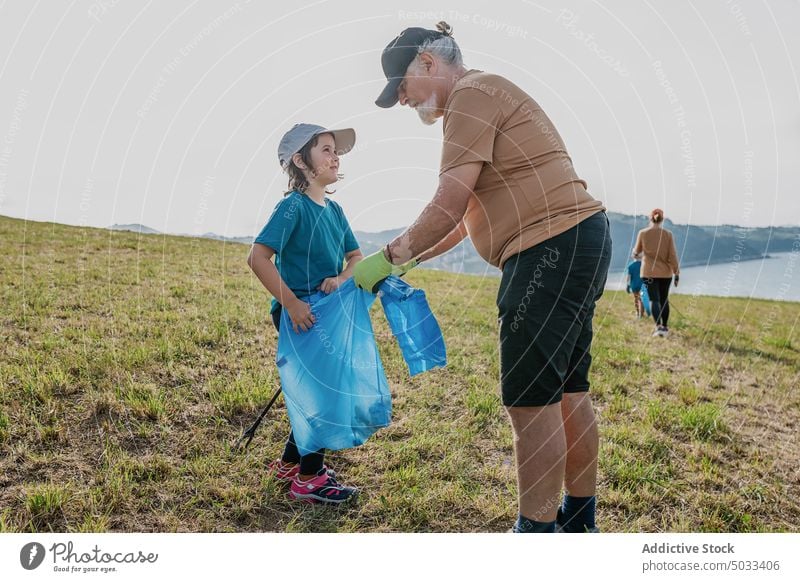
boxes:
[268,460,335,483]
[289,469,358,504]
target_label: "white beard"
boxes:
[415,92,439,125]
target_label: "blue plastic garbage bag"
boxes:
[379,276,447,376]
[275,276,445,456]
[276,278,391,456]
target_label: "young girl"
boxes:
[247,123,363,504]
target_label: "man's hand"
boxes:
[674,274,680,288]
[353,248,417,293]
[285,297,315,333]
[319,275,343,294]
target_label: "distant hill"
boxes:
[108,224,252,245]
[607,212,800,271]
[106,214,800,275]
[352,227,491,275]
[196,232,253,245]
[357,216,800,274]
[109,223,160,235]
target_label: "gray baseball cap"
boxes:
[278,123,356,169]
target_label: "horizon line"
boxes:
[1,212,799,238]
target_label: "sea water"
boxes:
[607,252,800,302]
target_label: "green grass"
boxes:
[23,483,70,531]
[1,215,799,532]
[0,409,9,443]
[679,403,727,441]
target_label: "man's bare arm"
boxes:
[387,162,482,264]
[417,220,468,263]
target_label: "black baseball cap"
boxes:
[375,27,446,108]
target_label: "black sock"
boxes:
[558,495,596,532]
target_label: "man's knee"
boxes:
[562,391,592,410]
[561,393,597,431]
[506,402,560,425]
[505,403,565,448]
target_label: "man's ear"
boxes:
[418,52,436,75]
[291,152,306,170]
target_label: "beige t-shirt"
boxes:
[440,70,605,269]
[633,226,680,278]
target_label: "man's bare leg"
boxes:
[561,392,598,497]
[506,403,566,523]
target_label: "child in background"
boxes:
[247,123,363,504]
[626,255,644,318]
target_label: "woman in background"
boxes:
[633,208,680,337]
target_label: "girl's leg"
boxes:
[298,449,325,479]
[281,432,325,477]
[281,431,302,465]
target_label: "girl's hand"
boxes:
[285,298,315,333]
[319,275,343,294]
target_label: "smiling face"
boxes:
[397,53,446,125]
[292,133,340,188]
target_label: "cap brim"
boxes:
[375,77,402,108]
[325,128,356,156]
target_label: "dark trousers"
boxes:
[271,306,325,475]
[643,277,672,327]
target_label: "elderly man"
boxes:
[353,23,611,533]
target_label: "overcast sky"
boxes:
[0,0,798,238]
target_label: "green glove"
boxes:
[354,248,418,293]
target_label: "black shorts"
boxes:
[271,306,282,332]
[497,212,612,407]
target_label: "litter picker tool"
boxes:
[234,386,282,451]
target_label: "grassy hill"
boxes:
[0,215,798,532]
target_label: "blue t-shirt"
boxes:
[627,260,643,290]
[254,191,360,313]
